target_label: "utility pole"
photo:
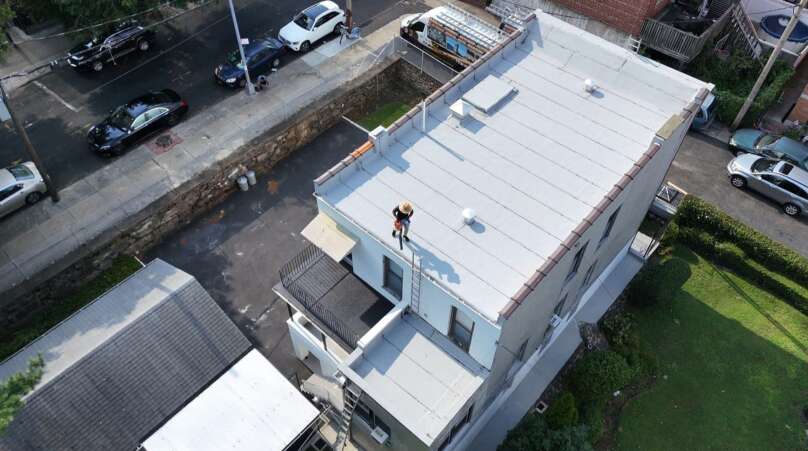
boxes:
[227,0,255,96]
[731,0,808,129]
[0,79,59,202]
[346,0,353,29]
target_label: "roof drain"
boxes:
[462,208,476,225]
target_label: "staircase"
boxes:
[726,3,762,59]
[335,384,362,449]
[410,254,423,315]
[626,35,643,54]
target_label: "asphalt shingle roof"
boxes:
[0,261,250,451]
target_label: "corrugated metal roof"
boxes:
[317,11,710,321]
[0,260,251,451]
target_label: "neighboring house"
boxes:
[275,9,711,451]
[0,259,325,451]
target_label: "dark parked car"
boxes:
[729,129,808,170]
[88,89,188,156]
[214,38,287,88]
[67,21,155,72]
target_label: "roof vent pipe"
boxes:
[584,78,597,93]
[462,208,476,225]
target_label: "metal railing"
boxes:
[640,3,734,62]
[393,36,459,84]
[280,243,359,349]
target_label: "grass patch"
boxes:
[358,101,412,130]
[0,255,142,361]
[616,245,808,451]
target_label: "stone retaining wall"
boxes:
[0,58,439,331]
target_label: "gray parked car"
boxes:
[0,162,47,219]
[727,153,808,217]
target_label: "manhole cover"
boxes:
[155,134,174,148]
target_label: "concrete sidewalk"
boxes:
[0,20,401,307]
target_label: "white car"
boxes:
[278,1,346,52]
[0,162,47,219]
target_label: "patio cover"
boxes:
[302,212,357,262]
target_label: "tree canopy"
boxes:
[0,356,44,435]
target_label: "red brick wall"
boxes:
[787,83,808,123]
[550,0,672,36]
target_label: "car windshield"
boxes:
[7,165,33,181]
[227,50,245,69]
[293,12,312,29]
[751,158,778,173]
[109,106,134,129]
[755,134,778,148]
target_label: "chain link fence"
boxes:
[392,36,458,85]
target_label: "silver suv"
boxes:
[727,154,808,217]
[0,162,47,219]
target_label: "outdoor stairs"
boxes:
[626,36,643,53]
[726,3,762,59]
[410,254,423,315]
[335,384,362,450]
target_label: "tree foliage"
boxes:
[571,350,634,402]
[0,356,44,435]
[498,413,593,451]
[545,391,579,430]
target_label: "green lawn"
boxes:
[358,101,412,130]
[617,245,808,451]
[0,255,142,361]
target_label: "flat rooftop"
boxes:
[142,349,319,451]
[317,11,710,321]
[343,313,487,446]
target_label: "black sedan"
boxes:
[88,89,188,156]
[67,21,155,72]
[214,38,286,88]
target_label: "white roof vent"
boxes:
[450,100,472,119]
[584,78,597,93]
[462,208,476,225]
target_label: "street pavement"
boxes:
[0,0,426,188]
[668,131,808,258]
[147,119,367,378]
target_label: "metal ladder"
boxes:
[626,36,643,54]
[728,3,762,59]
[410,254,423,315]
[486,2,529,29]
[439,4,502,49]
[336,384,362,449]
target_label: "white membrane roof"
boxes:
[319,11,709,321]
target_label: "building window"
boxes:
[383,256,403,300]
[553,294,567,318]
[355,400,391,438]
[582,260,598,290]
[565,242,588,283]
[448,306,474,352]
[516,339,528,361]
[600,206,621,245]
[438,404,474,451]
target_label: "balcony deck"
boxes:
[278,243,393,350]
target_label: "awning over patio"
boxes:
[302,213,357,262]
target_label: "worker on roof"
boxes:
[392,201,414,242]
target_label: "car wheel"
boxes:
[300,41,311,52]
[167,112,180,126]
[138,39,150,52]
[25,192,42,205]
[730,175,746,188]
[238,78,247,88]
[92,61,103,72]
[272,58,280,68]
[784,203,801,217]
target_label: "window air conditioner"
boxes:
[549,314,562,328]
[371,426,389,444]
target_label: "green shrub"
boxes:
[545,391,579,430]
[602,313,636,349]
[571,350,634,402]
[498,413,593,451]
[579,400,605,444]
[676,196,808,287]
[621,346,659,380]
[660,220,679,247]
[625,264,665,308]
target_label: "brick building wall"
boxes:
[549,0,672,36]
[787,83,808,123]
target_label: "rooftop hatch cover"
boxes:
[462,75,515,114]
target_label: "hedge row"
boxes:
[674,225,808,316]
[675,196,808,287]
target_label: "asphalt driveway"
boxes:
[146,119,367,378]
[667,132,808,258]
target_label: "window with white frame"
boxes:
[553,294,567,318]
[354,400,391,439]
[438,404,474,451]
[383,256,403,300]
[600,206,621,245]
[516,338,529,361]
[565,242,588,283]
[448,306,474,352]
